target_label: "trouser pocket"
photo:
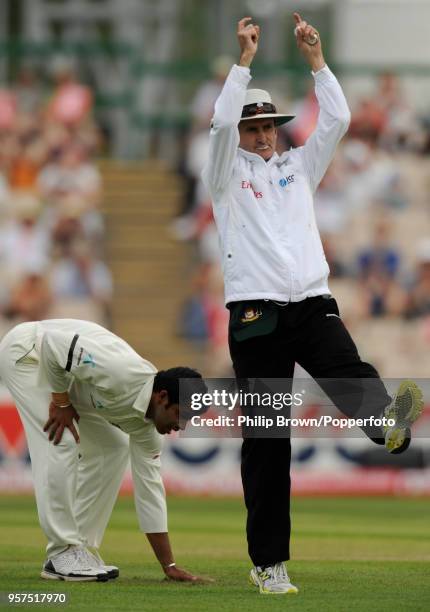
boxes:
[228,300,278,342]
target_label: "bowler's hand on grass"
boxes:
[164,565,213,583]
[43,402,80,445]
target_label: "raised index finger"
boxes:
[293,12,302,26]
[238,16,252,31]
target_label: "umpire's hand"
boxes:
[44,402,80,445]
[293,12,325,72]
[237,16,260,67]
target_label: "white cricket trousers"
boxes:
[0,322,130,558]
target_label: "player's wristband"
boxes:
[54,402,72,409]
[164,562,176,569]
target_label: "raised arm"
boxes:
[201,17,259,194]
[293,11,325,73]
[238,16,260,69]
[293,12,351,193]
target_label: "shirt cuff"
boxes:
[311,64,335,82]
[231,64,252,85]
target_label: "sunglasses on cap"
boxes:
[241,102,277,119]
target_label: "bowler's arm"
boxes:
[145,533,199,582]
[39,328,147,444]
[129,433,205,582]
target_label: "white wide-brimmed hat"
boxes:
[240,89,295,126]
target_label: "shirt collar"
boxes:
[275,150,290,167]
[132,373,156,417]
[238,148,280,167]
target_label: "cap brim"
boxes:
[239,113,295,127]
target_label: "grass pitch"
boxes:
[0,495,429,611]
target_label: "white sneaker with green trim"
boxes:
[249,562,298,594]
[384,380,424,453]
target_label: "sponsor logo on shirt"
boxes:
[279,174,295,187]
[83,353,95,367]
[241,180,263,199]
[90,394,104,410]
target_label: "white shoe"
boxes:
[384,380,424,453]
[86,549,119,580]
[249,562,298,594]
[41,546,109,582]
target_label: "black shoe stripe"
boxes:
[44,559,109,581]
[106,569,119,579]
[44,560,56,573]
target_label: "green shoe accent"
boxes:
[384,381,424,452]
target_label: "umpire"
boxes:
[202,13,423,595]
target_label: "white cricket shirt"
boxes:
[202,64,351,304]
[32,318,166,533]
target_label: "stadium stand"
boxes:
[101,160,204,369]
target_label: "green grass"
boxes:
[1,495,430,611]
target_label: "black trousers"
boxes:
[228,296,391,567]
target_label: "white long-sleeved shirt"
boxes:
[202,64,351,304]
[31,318,166,534]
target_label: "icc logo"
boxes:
[279,175,295,187]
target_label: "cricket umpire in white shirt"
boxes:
[202,13,423,595]
[0,317,208,583]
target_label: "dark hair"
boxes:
[153,367,208,413]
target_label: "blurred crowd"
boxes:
[174,64,430,376]
[0,58,112,337]
[2,56,428,377]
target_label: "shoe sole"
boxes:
[41,570,109,582]
[249,570,298,595]
[385,381,424,452]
